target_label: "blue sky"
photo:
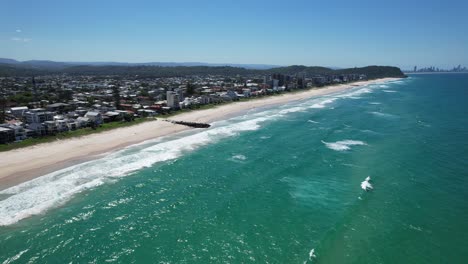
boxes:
[1,0,467,69]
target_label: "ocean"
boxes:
[1,74,467,263]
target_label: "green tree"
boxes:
[86,96,96,106]
[140,89,149,97]
[186,82,195,96]
[9,92,33,105]
[58,89,73,102]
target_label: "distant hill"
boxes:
[0,58,405,79]
[0,58,281,70]
[0,58,19,65]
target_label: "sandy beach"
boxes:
[0,78,399,190]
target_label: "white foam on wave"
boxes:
[0,117,270,226]
[307,120,319,124]
[361,176,373,191]
[309,248,316,259]
[383,90,397,93]
[369,102,381,105]
[321,140,366,151]
[361,180,373,191]
[231,154,247,161]
[360,129,380,135]
[379,85,389,88]
[369,111,397,118]
[0,79,398,226]
[2,249,29,264]
[278,106,307,114]
[335,87,372,99]
[309,98,337,109]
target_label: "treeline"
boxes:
[0,63,405,79]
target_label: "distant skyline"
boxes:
[1,0,467,70]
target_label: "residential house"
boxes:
[25,109,55,135]
[1,124,27,141]
[46,103,70,113]
[84,111,103,125]
[10,106,28,118]
[0,127,15,144]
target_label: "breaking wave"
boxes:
[231,154,247,161]
[307,120,319,124]
[321,140,367,151]
[369,111,397,118]
[310,98,337,109]
[0,117,269,226]
[0,79,396,226]
[334,87,372,99]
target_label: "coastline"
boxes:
[0,77,400,190]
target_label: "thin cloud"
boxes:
[11,37,31,42]
[16,29,22,33]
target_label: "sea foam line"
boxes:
[0,79,396,226]
[0,97,330,226]
[0,117,268,226]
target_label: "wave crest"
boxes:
[321,140,367,151]
[0,117,268,226]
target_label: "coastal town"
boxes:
[0,72,368,145]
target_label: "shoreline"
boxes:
[0,77,400,190]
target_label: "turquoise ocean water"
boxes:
[1,74,467,263]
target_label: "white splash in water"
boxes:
[322,140,367,151]
[369,111,397,118]
[309,248,317,260]
[361,176,373,191]
[309,98,337,109]
[232,154,247,161]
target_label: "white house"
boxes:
[84,111,103,125]
[166,91,180,109]
[10,106,29,118]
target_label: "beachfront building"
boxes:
[84,111,103,125]
[76,117,90,127]
[10,106,29,118]
[43,121,58,134]
[25,109,55,135]
[46,103,70,113]
[167,91,180,109]
[1,124,27,141]
[0,127,15,144]
[25,109,55,124]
